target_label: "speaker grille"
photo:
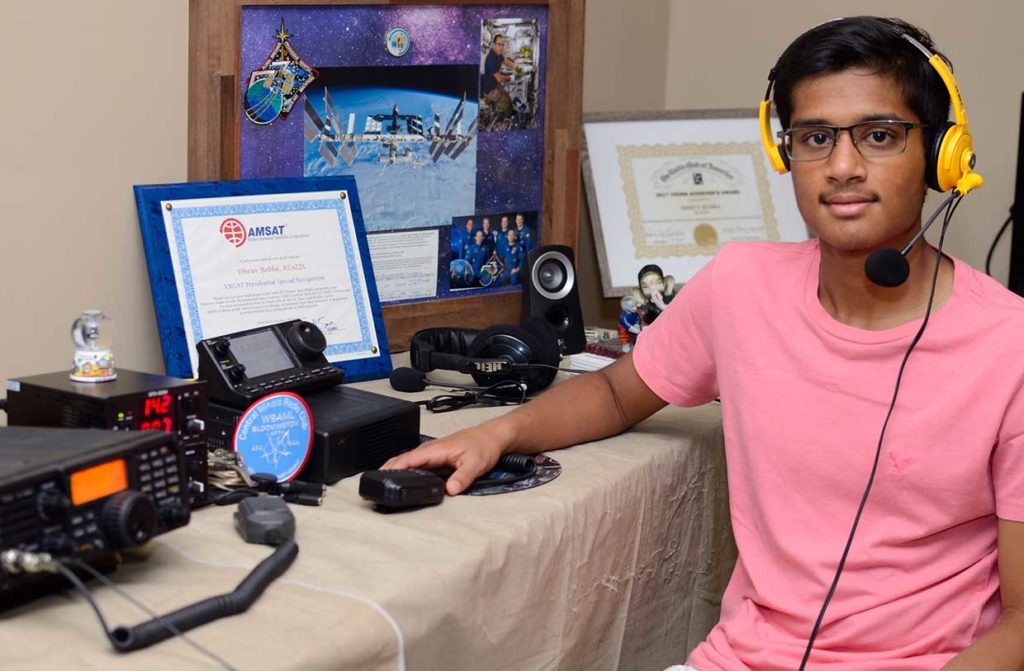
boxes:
[523,245,586,355]
[529,250,574,301]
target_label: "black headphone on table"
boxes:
[408,317,562,394]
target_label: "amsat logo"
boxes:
[219,218,287,248]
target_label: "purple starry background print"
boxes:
[239,4,548,214]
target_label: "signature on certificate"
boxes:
[312,316,339,333]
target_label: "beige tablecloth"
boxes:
[0,372,736,670]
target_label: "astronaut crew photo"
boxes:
[449,211,536,289]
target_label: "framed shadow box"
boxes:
[188,0,585,351]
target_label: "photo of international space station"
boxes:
[304,88,478,167]
[302,65,478,233]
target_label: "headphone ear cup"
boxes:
[468,323,557,393]
[759,97,789,175]
[520,316,560,368]
[925,121,955,191]
[778,142,790,171]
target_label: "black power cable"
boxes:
[985,209,1014,276]
[798,194,963,669]
[421,379,529,413]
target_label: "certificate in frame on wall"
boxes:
[582,109,808,297]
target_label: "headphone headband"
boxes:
[900,34,968,129]
[409,327,480,373]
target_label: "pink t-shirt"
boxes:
[632,240,1024,670]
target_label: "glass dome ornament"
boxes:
[70,310,117,382]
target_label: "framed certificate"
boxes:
[582,109,808,297]
[134,176,391,382]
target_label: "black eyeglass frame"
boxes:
[777,120,929,162]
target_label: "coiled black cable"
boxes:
[468,454,538,489]
[109,539,298,652]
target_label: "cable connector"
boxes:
[1,548,60,574]
[281,491,323,507]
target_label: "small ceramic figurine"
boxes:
[632,264,677,326]
[618,295,643,352]
[70,310,117,382]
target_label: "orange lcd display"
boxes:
[70,459,128,506]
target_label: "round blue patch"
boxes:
[244,79,283,124]
[233,392,313,482]
[385,28,411,57]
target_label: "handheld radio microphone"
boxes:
[864,191,959,287]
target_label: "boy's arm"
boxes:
[382,351,668,495]
[943,518,1024,670]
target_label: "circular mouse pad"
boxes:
[464,454,561,496]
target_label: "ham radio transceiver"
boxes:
[0,426,190,606]
[5,370,208,502]
[197,319,345,409]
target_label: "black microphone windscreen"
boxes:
[864,247,910,288]
[390,367,427,393]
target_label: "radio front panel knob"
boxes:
[287,322,327,361]
[228,363,247,383]
[101,490,157,548]
[211,339,231,357]
[36,489,71,522]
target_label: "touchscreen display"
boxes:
[229,331,294,378]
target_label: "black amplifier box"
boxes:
[5,370,208,503]
[0,426,190,603]
[207,386,420,484]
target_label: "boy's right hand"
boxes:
[381,426,506,495]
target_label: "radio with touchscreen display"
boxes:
[197,320,345,408]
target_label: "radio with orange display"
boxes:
[0,426,190,602]
[4,370,208,502]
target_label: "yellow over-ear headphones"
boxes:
[759,31,983,195]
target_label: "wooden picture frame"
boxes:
[188,0,585,351]
[582,109,807,297]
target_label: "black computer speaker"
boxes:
[522,245,586,355]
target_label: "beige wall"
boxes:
[580,0,672,325]
[0,1,187,388]
[1,1,1021,389]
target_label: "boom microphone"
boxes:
[864,247,912,288]
[389,367,486,393]
[864,191,959,288]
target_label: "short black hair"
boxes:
[772,17,951,135]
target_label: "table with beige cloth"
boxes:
[0,369,736,670]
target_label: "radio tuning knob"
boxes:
[36,489,70,522]
[211,339,231,357]
[101,491,157,548]
[287,321,327,360]
[228,363,247,382]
